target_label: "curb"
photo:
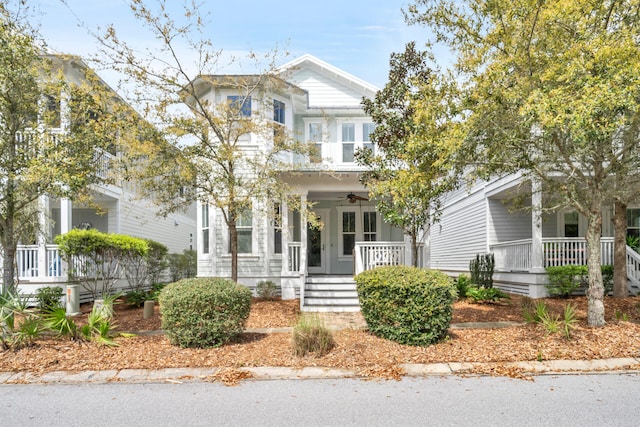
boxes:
[2,358,639,385]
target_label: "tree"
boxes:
[0,3,123,294]
[406,0,640,326]
[94,0,313,282]
[358,42,462,266]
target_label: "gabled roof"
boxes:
[278,54,379,98]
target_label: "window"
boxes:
[627,209,640,238]
[564,211,579,237]
[273,203,282,254]
[362,122,375,153]
[273,100,285,124]
[227,95,252,117]
[363,211,377,242]
[309,122,323,162]
[342,123,355,162]
[231,208,253,254]
[342,211,356,256]
[201,204,210,254]
[43,95,61,128]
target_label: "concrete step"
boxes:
[305,283,357,291]
[301,305,361,313]
[304,297,360,306]
[305,276,355,284]
[304,290,359,299]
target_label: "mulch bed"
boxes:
[2,295,639,379]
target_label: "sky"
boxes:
[25,0,435,90]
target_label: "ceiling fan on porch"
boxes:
[346,192,368,203]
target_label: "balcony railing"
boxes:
[490,238,614,271]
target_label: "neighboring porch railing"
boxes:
[490,237,614,271]
[14,245,63,279]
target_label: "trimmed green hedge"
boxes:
[159,277,251,348]
[545,265,613,297]
[355,266,456,346]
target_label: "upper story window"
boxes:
[273,100,285,124]
[308,122,323,163]
[341,123,355,162]
[227,95,252,117]
[362,122,375,153]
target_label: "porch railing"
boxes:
[626,246,640,290]
[354,242,408,275]
[490,237,614,271]
[287,242,302,273]
[13,245,63,279]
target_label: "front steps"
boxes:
[302,276,360,312]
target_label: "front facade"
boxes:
[6,57,196,298]
[196,55,413,310]
[428,173,640,297]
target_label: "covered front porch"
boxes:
[484,177,640,296]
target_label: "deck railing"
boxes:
[490,237,615,271]
[354,242,416,275]
[626,246,640,290]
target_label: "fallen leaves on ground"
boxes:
[2,295,639,383]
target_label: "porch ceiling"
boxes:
[281,171,365,195]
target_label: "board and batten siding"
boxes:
[430,186,487,272]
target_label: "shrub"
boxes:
[159,277,252,348]
[256,280,278,300]
[454,274,471,299]
[291,314,335,357]
[35,286,64,311]
[355,266,456,346]
[124,289,149,308]
[56,229,148,299]
[465,286,510,303]
[167,250,197,282]
[545,265,613,298]
[469,253,495,288]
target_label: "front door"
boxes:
[307,208,329,274]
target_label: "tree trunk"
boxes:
[1,219,17,295]
[585,208,605,326]
[613,200,628,297]
[411,233,418,267]
[229,222,238,283]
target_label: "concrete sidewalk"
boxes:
[2,358,639,385]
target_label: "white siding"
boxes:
[289,69,365,108]
[430,187,487,272]
[118,196,195,254]
[487,198,531,243]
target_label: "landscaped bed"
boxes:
[1,295,639,379]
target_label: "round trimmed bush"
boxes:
[355,266,456,346]
[159,277,252,348]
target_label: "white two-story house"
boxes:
[6,56,196,298]
[195,55,416,311]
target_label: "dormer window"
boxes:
[274,99,285,124]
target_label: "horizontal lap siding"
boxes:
[290,70,364,107]
[118,199,195,254]
[430,188,487,272]
[488,199,531,243]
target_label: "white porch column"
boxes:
[299,194,308,274]
[530,178,544,273]
[37,195,49,278]
[280,199,289,275]
[60,197,72,234]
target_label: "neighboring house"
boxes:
[428,173,640,297]
[195,55,414,311]
[4,56,196,298]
